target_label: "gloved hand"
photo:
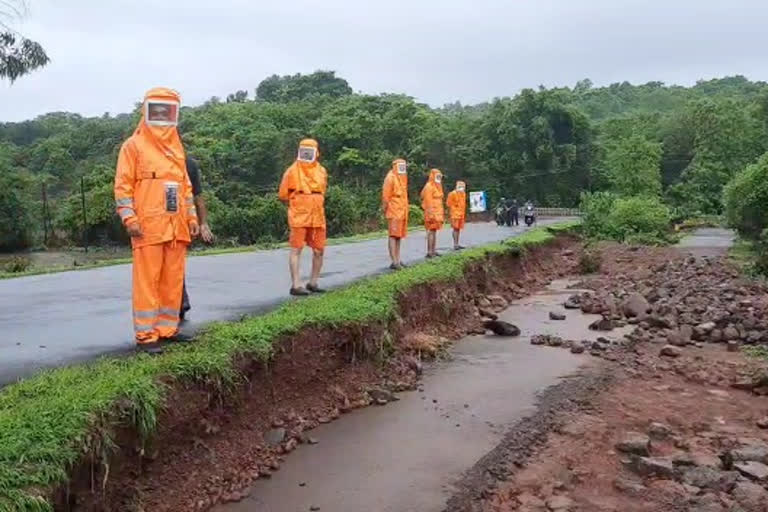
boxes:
[126,221,142,238]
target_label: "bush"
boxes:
[579,247,602,274]
[580,192,672,243]
[723,152,768,238]
[408,204,424,227]
[3,256,31,273]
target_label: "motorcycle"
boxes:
[523,205,535,227]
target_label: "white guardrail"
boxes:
[532,207,581,217]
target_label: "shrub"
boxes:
[3,256,31,273]
[408,204,424,227]
[580,191,672,243]
[723,152,768,238]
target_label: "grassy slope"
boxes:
[0,222,577,511]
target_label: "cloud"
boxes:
[2,0,767,121]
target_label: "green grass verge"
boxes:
[744,345,768,361]
[0,227,425,281]
[0,222,577,511]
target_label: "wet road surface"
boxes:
[217,279,629,512]
[0,219,570,385]
[676,227,736,257]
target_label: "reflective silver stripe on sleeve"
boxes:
[119,208,137,219]
[134,324,154,332]
[116,198,134,207]
[134,310,157,319]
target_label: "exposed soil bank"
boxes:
[453,232,768,512]
[58,234,581,512]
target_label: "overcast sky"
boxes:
[1,0,767,122]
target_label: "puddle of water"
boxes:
[217,279,625,512]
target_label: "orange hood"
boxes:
[292,138,324,193]
[389,158,408,190]
[133,87,185,164]
[426,168,444,197]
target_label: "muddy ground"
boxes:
[457,240,768,512]
[61,237,583,512]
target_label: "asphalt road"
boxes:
[0,219,568,386]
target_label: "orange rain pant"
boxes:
[132,241,187,344]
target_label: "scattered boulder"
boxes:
[731,481,768,511]
[483,320,520,337]
[622,292,651,318]
[756,417,768,430]
[668,326,693,346]
[367,388,397,404]
[615,433,651,456]
[564,295,581,309]
[726,443,768,466]
[476,297,491,308]
[628,456,675,478]
[660,345,682,358]
[589,317,615,331]
[545,495,574,511]
[570,345,585,355]
[734,461,768,481]
[478,308,498,320]
[723,326,740,341]
[549,311,566,321]
[265,428,286,446]
[727,340,740,353]
[648,422,673,440]
[680,466,738,492]
[487,295,508,310]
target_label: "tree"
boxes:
[256,70,352,102]
[604,135,662,196]
[0,1,49,82]
[226,90,248,103]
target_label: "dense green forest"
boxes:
[2,71,768,252]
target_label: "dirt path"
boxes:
[216,280,614,512]
[457,230,768,512]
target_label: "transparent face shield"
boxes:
[396,162,407,175]
[145,100,179,127]
[434,173,442,184]
[457,183,466,192]
[297,146,317,163]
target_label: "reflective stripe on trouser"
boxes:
[132,241,187,343]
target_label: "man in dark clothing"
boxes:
[506,198,519,226]
[180,156,214,320]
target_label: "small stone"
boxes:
[727,340,740,352]
[734,461,768,481]
[299,482,307,487]
[570,345,585,354]
[487,294,508,309]
[724,326,739,340]
[616,433,651,456]
[629,456,675,478]
[308,437,319,445]
[368,388,396,403]
[648,422,672,440]
[310,506,320,511]
[564,295,581,309]
[613,477,646,494]
[265,428,286,446]
[681,466,739,492]
[707,389,730,399]
[731,481,768,510]
[756,417,768,429]
[660,345,682,358]
[728,443,768,465]
[545,495,574,510]
[549,311,566,321]
[589,317,614,331]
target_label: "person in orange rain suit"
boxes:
[278,138,328,296]
[446,180,467,251]
[420,168,445,259]
[114,87,199,354]
[381,158,409,270]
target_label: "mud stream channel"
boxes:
[216,279,631,512]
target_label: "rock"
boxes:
[613,477,647,494]
[668,326,693,346]
[727,340,740,352]
[477,297,491,308]
[483,320,520,336]
[487,295,508,309]
[660,345,682,358]
[545,495,574,511]
[403,355,423,375]
[616,433,651,456]
[696,321,716,334]
[590,341,607,351]
[570,345,585,354]
[747,330,764,343]
[531,335,546,345]
[707,389,730,399]
[648,315,674,329]
[310,506,321,511]
[307,437,319,445]
[757,417,768,429]
[724,326,740,340]
[589,317,614,331]
[648,422,673,440]
[727,443,768,465]
[368,388,397,403]
[564,295,581,309]
[681,466,739,492]
[734,461,768,481]
[622,292,651,318]
[265,428,286,446]
[628,456,675,478]
[478,308,498,320]
[710,329,723,343]
[547,336,564,347]
[517,493,546,508]
[549,311,566,321]
[731,481,768,511]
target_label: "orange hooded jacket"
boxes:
[382,158,409,221]
[446,181,467,220]
[278,138,328,228]
[114,87,197,249]
[420,169,445,224]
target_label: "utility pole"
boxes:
[80,176,88,253]
[41,182,49,246]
